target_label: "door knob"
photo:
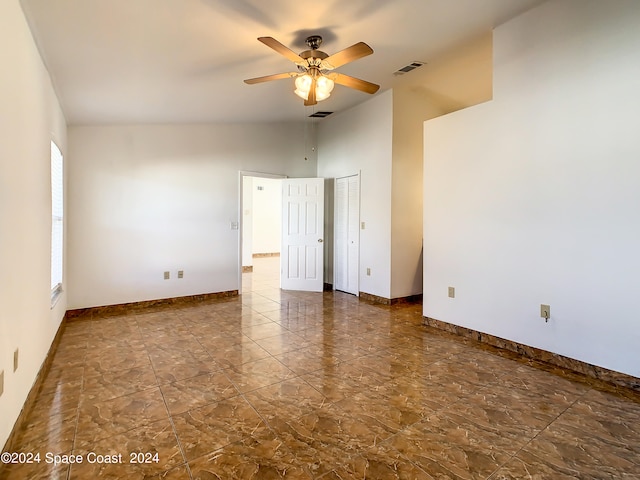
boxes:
[318,239,323,243]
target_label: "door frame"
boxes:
[238,171,287,293]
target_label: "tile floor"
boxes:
[2,257,640,479]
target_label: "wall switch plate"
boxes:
[164,271,170,280]
[177,270,184,279]
[366,268,371,276]
[541,304,550,322]
[0,370,4,397]
[448,287,455,298]
[13,349,19,372]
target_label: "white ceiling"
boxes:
[20,0,546,125]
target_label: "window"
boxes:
[51,141,63,303]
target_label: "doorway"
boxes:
[240,173,285,293]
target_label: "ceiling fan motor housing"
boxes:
[299,49,328,63]
[299,35,328,67]
[305,35,323,50]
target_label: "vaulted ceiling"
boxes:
[20,0,546,124]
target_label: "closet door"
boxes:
[334,175,360,295]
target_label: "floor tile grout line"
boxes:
[427,364,594,479]
[180,362,317,478]
[484,385,593,479]
[66,349,87,480]
[148,346,194,480]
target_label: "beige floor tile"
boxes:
[75,387,170,446]
[521,420,640,477]
[244,377,329,423]
[188,433,311,479]
[159,371,239,415]
[71,418,184,477]
[171,396,269,462]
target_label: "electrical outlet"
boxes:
[448,287,455,298]
[177,270,184,279]
[164,271,170,280]
[366,268,371,276]
[540,304,550,322]
[0,370,4,397]
[13,349,19,372]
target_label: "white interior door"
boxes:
[334,174,360,295]
[281,178,324,292]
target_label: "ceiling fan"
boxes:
[244,35,380,106]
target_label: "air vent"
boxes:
[309,111,333,118]
[393,61,426,76]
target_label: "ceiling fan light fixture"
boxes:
[316,75,335,99]
[294,73,334,102]
[294,74,312,99]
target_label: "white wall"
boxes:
[391,87,445,298]
[251,177,282,255]
[424,0,640,376]
[0,0,67,449]
[318,91,393,299]
[68,123,315,309]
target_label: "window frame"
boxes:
[51,140,64,306]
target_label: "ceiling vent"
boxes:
[393,61,426,76]
[308,111,333,118]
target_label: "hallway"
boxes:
[2,257,639,479]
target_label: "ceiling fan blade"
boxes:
[322,42,373,70]
[333,73,380,94]
[244,72,297,84]
[304,76,317,106]
[258,37,306,64]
